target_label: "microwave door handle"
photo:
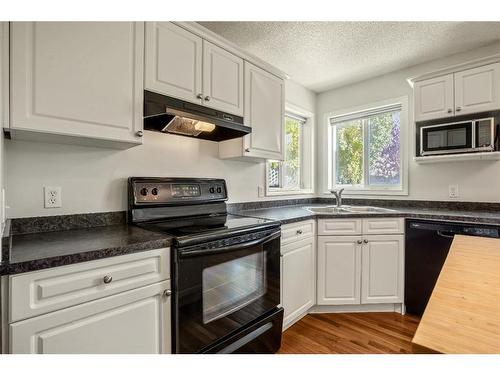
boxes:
[179,230,281,258]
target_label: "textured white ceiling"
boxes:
[198,22,500,93]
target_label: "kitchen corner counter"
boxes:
[412,235,500,354]
[234,204,500,226]
[1,223,172,276]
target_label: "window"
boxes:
[266,110,313,195]
[328,100,407,194]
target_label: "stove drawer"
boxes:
[9,248,170,323]
[281,220,315,246]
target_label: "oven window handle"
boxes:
[179,230,281,257]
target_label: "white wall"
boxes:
[317,41,500,203]
[5,80,316,218]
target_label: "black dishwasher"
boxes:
[405,219,500,316]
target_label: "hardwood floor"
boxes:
[278,312,420,354]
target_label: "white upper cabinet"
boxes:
[454,62,500,116]
[145,22,244,116]
[219,62,285,160]
[361,235,404,304]
[1,22,8,129]
[243,62,284,159]
[9,22,144,147]
[414,61,500,122]
[414,74,454,122]
[145,22,203,105]
[202,40,244,116]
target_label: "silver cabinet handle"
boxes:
[136,130,144,137]
[163,290,172,297]
[196,93,203,100]
[357,240,362,244]
[244,148,250,153]
[204,96,210,101]
[363,239,369,244]
[456,106,462,112]
[103,275,113,284]
[447,108,453,114]
[296,229,303,235]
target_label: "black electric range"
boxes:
[128,177,283,354]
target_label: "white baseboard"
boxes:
[308,303,404,314]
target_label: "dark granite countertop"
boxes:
[1,219,172,276]
[2,200,500,276]
[234,204,500,226]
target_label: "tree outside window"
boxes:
[268,115,304,191]
[332,105,402,190]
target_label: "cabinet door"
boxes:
[10,22,144,145]
[202,40,244,116]
[10,281,171,354]
[454,62,500,115]
[361,235,404,304]
[317,236,361,305]
[1,22,8,129]
[414,74,454,122]
[145,22,203,104]
[243,62,284,160]
[281,237,315,328]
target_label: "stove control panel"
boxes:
[130,178,227,205]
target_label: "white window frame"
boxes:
[266,104,315,196]
[325,96,409,196]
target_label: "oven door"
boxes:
[421,121,473,155]
[173,229,281,353]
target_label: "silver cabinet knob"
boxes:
[357,240,363,244]
[456,107,462,112]
[163,289,172,297]
[447,108,453,113]
[296,229,303,235]
[103,275,113,284]
[363,239,369,244]
[136,130,144,137]
[204,96,210,102]
[196,93,203,100]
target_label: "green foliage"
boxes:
[336,121,363,185]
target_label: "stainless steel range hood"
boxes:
[144,90,250,142]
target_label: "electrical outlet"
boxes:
[449,184,459,199]
[258,186,265,198]
[44,186,62,208]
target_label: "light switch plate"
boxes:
[44,186,62,208]
[449,184,459,199]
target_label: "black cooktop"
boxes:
[138,214,279,245]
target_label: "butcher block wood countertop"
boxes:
[412,235,500,354]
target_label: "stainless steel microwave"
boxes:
[419,117,497,156]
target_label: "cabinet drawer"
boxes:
[362,218,404,235]
[9,248,170,323]
[281,220,315,246]
[318,219,362,236]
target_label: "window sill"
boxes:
[324,188,408,196]
[266,189,314,197]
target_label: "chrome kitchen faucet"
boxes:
[330,188,344,208]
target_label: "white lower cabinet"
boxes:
[317,218,404,308]
[280,220,315,329]
[317,236,361,305]
[361,235,404,304]
[8,249,172,354]
[10,281,171,354]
